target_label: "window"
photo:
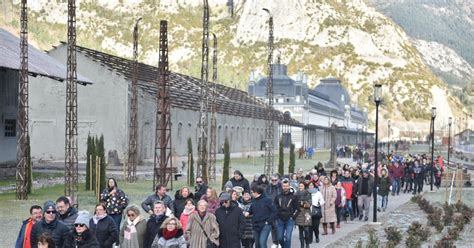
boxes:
[4,119,16,137]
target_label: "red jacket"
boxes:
[340,177,354,200]
[388,164,404,180]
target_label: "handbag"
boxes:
[310,205,322,218]
[196,219,218,248]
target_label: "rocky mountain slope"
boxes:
[0,0,466,124]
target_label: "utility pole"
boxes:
[198,0,210,183]
[65,0,78,201]
[127,17,142,183]
[263,8,274,178]
[154,20,173,189]
[209,33,218,182]
[16,0,28,200]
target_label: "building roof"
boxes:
[313,77,350,108]
[66,43,301,126]
[0,29,91,84]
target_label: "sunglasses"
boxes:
[196,181,203,183]
[271,179,278,181]
[74,223,86,227]
[45,210,56,214]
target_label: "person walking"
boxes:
[185,200,220,248]
[341,170,355,221]
[56,196,79,231]
[179,199,196,231]
[334,181,346,228]
[225,170,250,193]
[30,201,69,248]
[16,205,42,248]
[320,177,337,234]
[265,174,281,247]
[171,187,194,219]
[412,160,425,195]
[239,191,255,248]
[150,216,186,248]
[295,182,312,248]
[120,206,147,248]
[378,168,391,212]
[142,185,172,216]
[274,179,298,248]
[144,201,169,248]
[356,170,374,221]
[215,193,245,248]
[89,203,118,248]
[309,181,324,243]
[388,162,403,196]
[64,211,100,248]
[100,178,129,231]
[246,185,276,248]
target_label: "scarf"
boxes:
[182,205,195,216]
[162,229,178,240]
[93,213,107,225]
[198,211,207,220]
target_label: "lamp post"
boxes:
[387,119,391,155]
[447,117,452,167]
[430,107,436,191]
[373,84,382,222]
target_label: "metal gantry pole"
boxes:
[198,0,210,183]
[16,0,29,200]
[263,8,274,178]
[209,33,218,182]
[127,17,142,183]
[65,0,78,201]
[154,20,173,189]
[373,101,379,222]
[430,114,436,191]
[447,118,452,167]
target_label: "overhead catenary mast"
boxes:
[263,8,275,178]
[209,33,218,182]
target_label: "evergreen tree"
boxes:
[222,137,230,190]
[187,138,194,187]
[86,135,92,190]
[91,136,96,191]
[289,143,296,174]
[97,135,106,192]
[278,137,284,176]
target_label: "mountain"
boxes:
[369,0,474,87]
[0,0,466,125]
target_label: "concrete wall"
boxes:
[0,69,19,163]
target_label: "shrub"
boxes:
[443,203,454,226]
[427,207,444,232]
[384,226,402,248]
[367,228,380,248]
[406,221,430,247]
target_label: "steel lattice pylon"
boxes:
[65,0,78,200]
[153,20,173,189]
[16,0,28,200]
[208,33,217,182]
[127,17,142,183]
[263,8,274,178]
[198,0,210,183]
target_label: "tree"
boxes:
[97,135,106,192]
[278,137,284,176]
[187,138,194,187]
[222,137,230,190]
[86,134,92,190]
[289,143,296,174]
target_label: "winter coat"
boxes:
[310,190,325,208]
[89,215,118,248]
[63,229,100,248]
[274,190,299,221]
[179,209,195,232]
[151,229,186,248]
[356,176,374,196]
[335,187,347,207]
[321,184,337,224]
[378,176,391,196]
[265,183,282,201]
[58,207,79,231]
[144,214,168,248]
[249,193,277,232]
[194,184,208,202]
[229,177,250,193]
[185,212,220,248]
[171,191,194,219]
[100,187,129,215]
[142,194,172,214]
[16,217,34,248]
[120,216,147,248]
[30,218,69,248]
[200,195,220,214]
[238,199,254,240]
[215,205,245,248]
[341,176,355,200]
[295,190,312,227]
[388,164,404,180]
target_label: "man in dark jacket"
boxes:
[228,170,250,192]
[194,176,208,201]
[30,201,69,248]
[388,161,404,195]
[356,170,374,221]
[56,196,78,231]
[247,185,276,248]
[144,201,169,248]
[413,160,425,194]
[215,193,245,248]
[274,179,299,248]
[141,184,172,215]
[265,174,281,246]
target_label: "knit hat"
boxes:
[43,200,56,212]
[74,211,91,229]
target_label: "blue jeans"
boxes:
[391,178,401,194]
[379,195,388,209]
[345,200,353,219]
[277,218,294,248]
[254,224,272,248]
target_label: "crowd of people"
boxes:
[15,152,443,248]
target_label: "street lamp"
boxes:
[387,119,391,155]
[447,117,452,167]
[373,84,382,222]
[430,107,436,191]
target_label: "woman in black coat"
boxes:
[172,187,194,218]
[89,203,118,248]
[64,211,99,248]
